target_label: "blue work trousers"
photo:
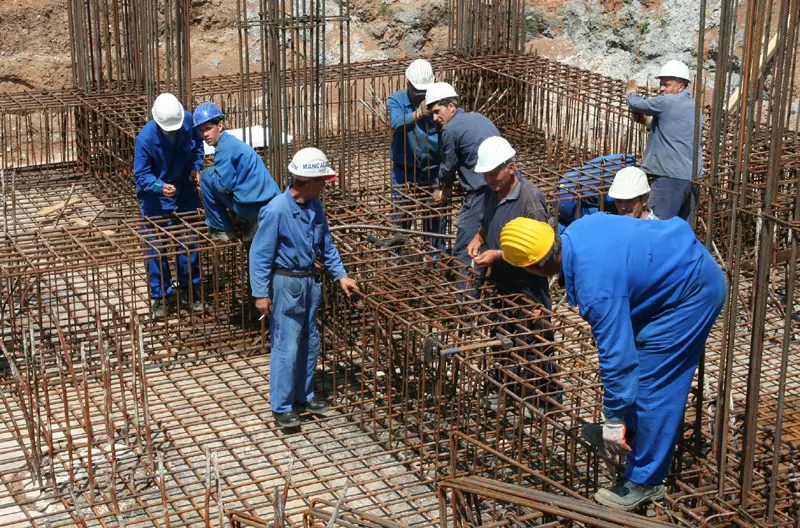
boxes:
[269,274,323,413]
[454,189,489,266]
[647,175,695,221]
[623,255,726,485]
[201,167,271,232]
[391,165,445,247]
[141,198,201,300]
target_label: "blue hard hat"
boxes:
[193,102,225,127]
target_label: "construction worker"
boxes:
[625,60,702,221]
[193,101,280,242]
[134,93,205,318]
[426,82,500,266]
[250,147,359,429]
[499,214,726,510]
[386,59,444,246]
[607,166,658,220]
[466,136,550,307]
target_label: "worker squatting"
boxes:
[132,58,722,513]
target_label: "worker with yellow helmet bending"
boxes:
[499,214,726,510]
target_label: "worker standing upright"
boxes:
[607,167,658,220]
[134,93,206,318]
[426,82,500,266]
[625,60,702,221]
[193,102,280,242]
[466,137,551,308]
[498,214,726,510]
[250,148,359,429]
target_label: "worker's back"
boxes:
[214,132,279,205]
[561,214,717,323]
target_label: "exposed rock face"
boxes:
[0,0,726,91]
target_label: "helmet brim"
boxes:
[157,115,184,132]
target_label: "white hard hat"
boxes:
[152,93,185,132]
[405,59,435,91]
[656,60,691,83]
[474,136,516,173]
[425,82,459,106]
[288,147,337,180]
[608,166,650,200]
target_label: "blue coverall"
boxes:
[249,188,348,414]
[201,131,280,233]
[134,112,205,299]
[560,214,726,485]
[387,89,442,238]
[438,109,500,265]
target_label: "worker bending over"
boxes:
[426,82,500,266]
[626,60,701,220]
[608,167,658,220]
[466,137,550,308]
[193,102,280,242]
[499,214,726,510]
[250,148,359,429]
[134,93,205,318]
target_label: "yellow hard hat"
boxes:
[499,217,556,268]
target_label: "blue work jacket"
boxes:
[133,111,205,212]
[626,89,703,181]
[211,132,280,205]
[387,89,440,173]
[249,187,348,298]
[439,109,499,192]
[561,214,719,420]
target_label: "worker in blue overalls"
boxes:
[250,147,359,429]
[498,214,726,510]
[386,59,442,241]
[134,93,206,318]
[193,101,280,242]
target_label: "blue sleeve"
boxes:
[388,94,414,131]
[249,205,278,298]
[133,135,162,194]
[212,145,237,193]
[320,214,347,281]
[438,128,458,188]
[192,126,205,172]
[626,93,666,117]
[581,296,639,420]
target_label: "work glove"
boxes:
[412,100,431,121]
[603,419,631,457]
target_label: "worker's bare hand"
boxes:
[631,112,646,124]
[625,79,639,94]
[162,183,177,197]
[191,170,201,188]
[466,235,483,259]
[255,297,272,317]
[473,249,502,267]
[339,277,360,298]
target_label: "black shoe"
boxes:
[273,411,301,429]
[296,398,330,415]
[179,287,205,313]
[152,298,169,318]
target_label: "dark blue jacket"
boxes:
[387,89,440,173]
[561,214,722,420]
[439,109,499,192]
[134,111,205,213]
[211,131,280,205]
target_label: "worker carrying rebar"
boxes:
[466,137,551,308]
[607,167,658,220]
[250,148,359,430]
[625,60,702,221]
[192,101,280,242]
[426,82,500,266]
[498,214,726,510]
[134,93,206,318]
